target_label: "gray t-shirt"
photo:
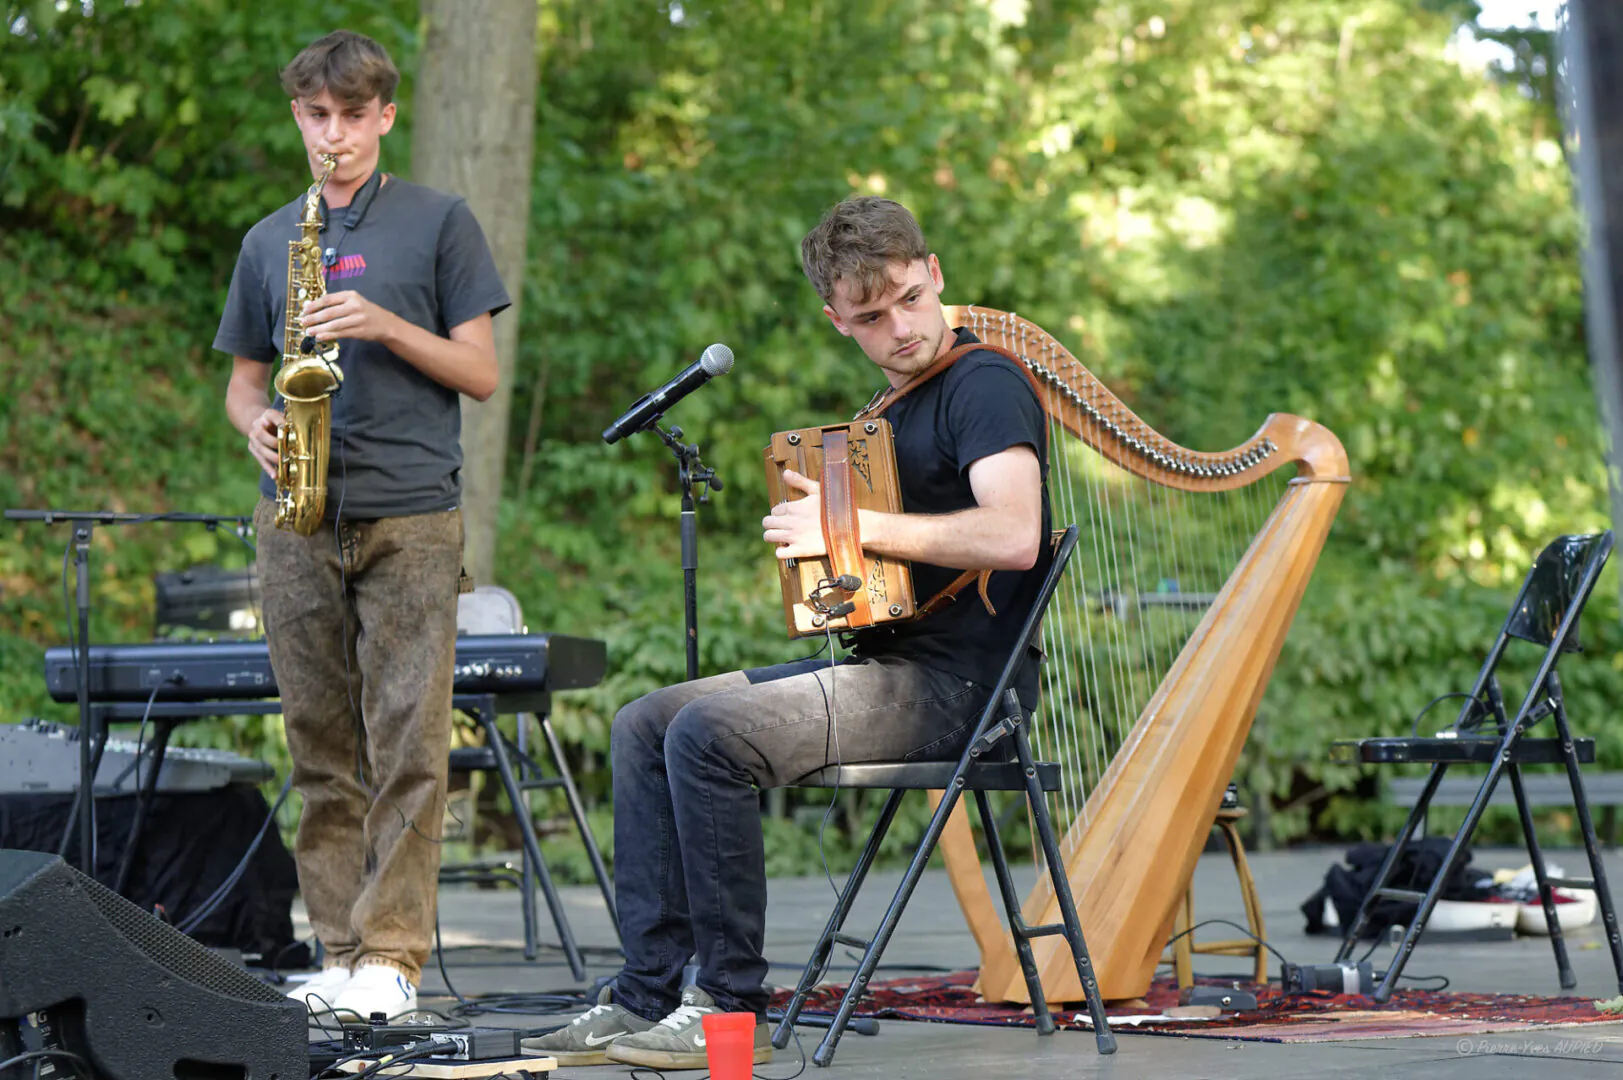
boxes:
[214,177,510,519]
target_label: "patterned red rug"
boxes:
[769,971,1623,1042]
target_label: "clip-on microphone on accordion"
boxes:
[809,574,863,618]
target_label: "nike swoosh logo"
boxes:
[695,1034,705,1047]
[583,1033,624,1046]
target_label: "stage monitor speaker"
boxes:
[0,849,306,1080]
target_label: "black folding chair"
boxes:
[1329,531,1623,1001]
[772,525,1116,1065]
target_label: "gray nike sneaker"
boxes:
[606,985,773,1070]
[520,984,657,1066]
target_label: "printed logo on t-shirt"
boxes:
[327,254,367,281]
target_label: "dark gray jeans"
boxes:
[610,653,987,1019]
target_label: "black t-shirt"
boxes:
[214,177,510,519]
[851,328,1053,704]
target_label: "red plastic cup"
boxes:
[700,1012,758,1080]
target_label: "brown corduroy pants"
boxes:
[254,498,463,983]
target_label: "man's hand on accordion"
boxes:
[762,469,826,560]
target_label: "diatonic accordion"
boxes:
[763,419,915,639]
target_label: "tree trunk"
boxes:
[411,0,538,587]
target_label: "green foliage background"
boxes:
[2,0,1618,876]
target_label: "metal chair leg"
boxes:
[974,789,1054,1035]
[811,782,971,1067]
[1011,714,1114,1054]
[772,790,905,1050]
[1335,762,1449,963]
[1551,678,1623,992]
[1372,747,1516,1002]
[1506,763,1575,988]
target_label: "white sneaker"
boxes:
[286,966,352,1011]
[331,963,418,1021]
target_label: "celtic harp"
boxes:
[935,305,1349,1004]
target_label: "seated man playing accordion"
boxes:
[526,196,1052,1070]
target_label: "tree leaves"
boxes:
[2,0,1613,860]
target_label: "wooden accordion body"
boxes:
[927,305,1350,1004]
[764,421,915,639]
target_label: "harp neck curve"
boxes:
[943,304,1349,490]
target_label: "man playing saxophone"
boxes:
[215,29,509,1020]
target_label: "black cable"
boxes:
[1162,917,1293,968]
[0,1049,92,1080]
[432,906,469,1010]
[1410,691,1489,738]
[315,1039,444,1080]
[304,994,347,1041]
[814,626,845,905]
[446,991,590,1019]
[175,771,295,934]
[105,679,172,792]
[424,918,590,1018]
[1392,971,1450,990]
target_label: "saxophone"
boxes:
[273,153,344,535]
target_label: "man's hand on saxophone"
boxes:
[225,355,283,479]
[300,289,500,402]
[246,408,284,478]
[301,289,392,343]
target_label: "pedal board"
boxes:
[341,1017,461,1053]
[341,1023,523,1062]
[338,1022,552,1076]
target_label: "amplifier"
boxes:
[154,565,261,638]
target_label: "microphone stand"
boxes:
[650,423,723,682]
[2,508,256,878]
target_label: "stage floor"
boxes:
[302,844,1623,1077]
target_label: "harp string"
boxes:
[1032,411,1282,881]
[957,309,1282,877]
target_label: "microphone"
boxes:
[602,343,734,443]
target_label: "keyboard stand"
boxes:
[450,692,620,981]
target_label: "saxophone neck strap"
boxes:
[311,168,386,267]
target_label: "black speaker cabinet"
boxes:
[0,850,306,1080]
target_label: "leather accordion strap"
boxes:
[818,427,873,625]
[855,340,1048,423]
[854,338,1050,619]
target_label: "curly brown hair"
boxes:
[800,197,929,305]
[281,30,400,107]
